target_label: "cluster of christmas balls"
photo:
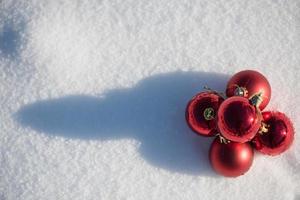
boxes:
[186,70,295,177]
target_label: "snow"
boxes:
[1,0,300,199]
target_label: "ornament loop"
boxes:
[258,122,270,135]
[216,133,230,144]
[233,85,248,97]
[203,107,215,120]
[249,92,263,109]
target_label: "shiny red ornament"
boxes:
[209,137,254,177]
[226,70,271,110]
[217,96,261,143]
[186,92,224,137]
[252,111,294,156]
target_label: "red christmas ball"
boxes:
[226,70,271,110]
[209,137,254,177]
[252,111,294,156]
[217,96,261,143]
[186,92,224,137]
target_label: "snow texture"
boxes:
[1,0,300,199]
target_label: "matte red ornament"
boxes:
[252,111,294,156]
[209,137,254,177]
[186,92,224,137]
[226,70,271,110]
[217,96,261,143]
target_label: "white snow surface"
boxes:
[1,0,300,199]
